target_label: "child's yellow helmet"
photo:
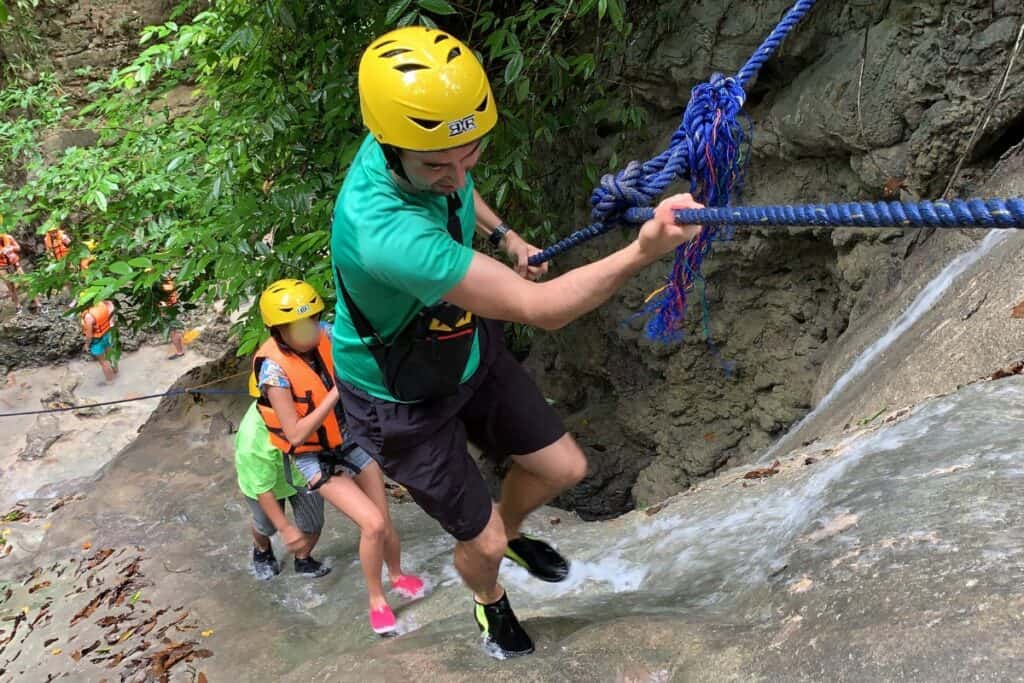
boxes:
[358,26,497,151]
[259,279,324,327]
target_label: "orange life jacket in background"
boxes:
[44,229,70,260]
[253,329,344,454]
[82,302,112,338]
[0,234,19,268]
[159,279,179,306]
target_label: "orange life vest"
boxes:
[253,330,344,454]
[44,229,70,260]
[82,302,112,338]
[0,234,19,268]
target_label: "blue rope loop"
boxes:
[530,0,819,348]
[531,0,819,268]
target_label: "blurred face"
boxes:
[280,315,320,352]
[399,140,483,194]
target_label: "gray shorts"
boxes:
[293,445,374,484]
[244,491,325,537]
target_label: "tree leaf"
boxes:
[108,262,132,275]
[504,52,524,83]
[386,0,413,24]
[128,257,152,268]
[417,0,456,15]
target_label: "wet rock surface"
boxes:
[5,366,1023,680]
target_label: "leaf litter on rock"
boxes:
[743,460,781,480]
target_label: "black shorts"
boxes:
[338,320,566,541]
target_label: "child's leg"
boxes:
[251,525,273,551]
[97,353,116,382]
[314,474,390,610]
[171,328,185,355]
[351,460,404,582]
[5,279,19,307]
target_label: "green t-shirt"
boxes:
[330,134,479,402]
[234,402,307,499]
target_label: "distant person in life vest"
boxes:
[81,299,117,383]
[43,227,71,261]
[43,226,73,299]
[155,275,186,359]
[253,279,424,636]
[0,228,40,313]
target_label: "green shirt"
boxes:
[330,134,479,401]
[234,402,307,499]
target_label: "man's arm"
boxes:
[472,189,549,280]
[473,189,503,240]
[444,193,702,330]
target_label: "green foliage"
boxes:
[0,0,42,69]
[4,0,640,355]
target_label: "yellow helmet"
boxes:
[358,26,497,151]
[259,279,324,327]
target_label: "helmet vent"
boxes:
[395,63,429,73]
[381,48,412,58]
[408,117,443,130]
[447,47,462,62]
[373,40,397,50]
[476,95,488,112]
[434,34,449,44]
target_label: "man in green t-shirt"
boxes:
[235,401,331,580]
[331,27,702,657]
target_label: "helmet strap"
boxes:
[380,144,411,183]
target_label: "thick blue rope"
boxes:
[620,198,1024,228]
[529,0,819,343]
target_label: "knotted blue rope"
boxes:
[529,0,819,344]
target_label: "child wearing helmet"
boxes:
[253,278,424,635]
[235,376,330,582]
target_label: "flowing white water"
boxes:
[759,229,1010,463]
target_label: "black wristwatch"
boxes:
[488,223,511,248]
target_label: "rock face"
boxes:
[2,0,175,102]
[528,0,1024,516]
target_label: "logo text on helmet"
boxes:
[448,114,477,137]
[297,304,310,314]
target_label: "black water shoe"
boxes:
[505,534,570,583]
[474,591,534,658]
[294,555,332,578]
[252,546,281,580]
